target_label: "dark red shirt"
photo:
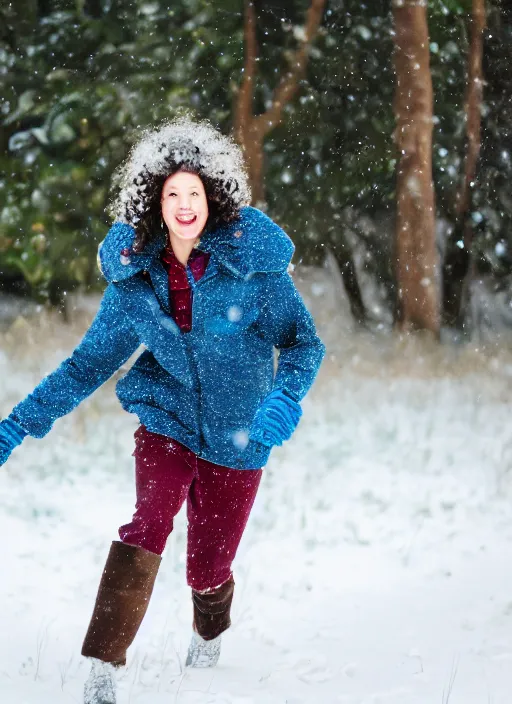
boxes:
[160,245,211,332]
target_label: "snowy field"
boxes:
[2,268,512,703]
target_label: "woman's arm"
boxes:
[258,271,326,402]
[8,284,140,439]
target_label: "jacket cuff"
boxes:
[3,414,29,444]
[278,388,300,404]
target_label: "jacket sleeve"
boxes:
[10,284,140,438]
[258,271,326,402]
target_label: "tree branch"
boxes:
[255,0,326,136]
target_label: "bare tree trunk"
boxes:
[330,239,367,324]
[392,1,440,335]
[442,0,486,328]
[233,1,266,204]
[234,0,326,206]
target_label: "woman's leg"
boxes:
[82,426,195,665]
[187,460,262,640]
[119,426,196,554]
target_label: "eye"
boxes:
[191,191,199,196]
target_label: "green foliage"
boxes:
[0,0,206,300]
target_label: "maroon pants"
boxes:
[119,425,263,592]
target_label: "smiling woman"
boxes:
[160,171,209,264]
[0,115,325,704]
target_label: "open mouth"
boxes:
[175,214,197,226]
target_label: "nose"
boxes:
[178,194,191,210]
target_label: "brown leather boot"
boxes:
[81,541,161,666]
[191,575,235,641]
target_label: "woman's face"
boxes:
[160,171,209,242]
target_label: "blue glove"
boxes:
[0,415,28,466]
[249,389,302,448]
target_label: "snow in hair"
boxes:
[109,116,251,225]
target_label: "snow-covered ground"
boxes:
[2,269,512,703]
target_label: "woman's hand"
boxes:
[0,416,28,466]
[249,389,302,448]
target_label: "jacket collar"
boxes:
[97,206,295,285]
[197,206,295,279]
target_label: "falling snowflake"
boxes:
[232,430,249,450]
[227,306,243,322]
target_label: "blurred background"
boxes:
[2,2,512,703]
[1,0,511,340]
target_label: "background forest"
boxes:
[0,0,511,336]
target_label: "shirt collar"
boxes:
[161,244,205,268]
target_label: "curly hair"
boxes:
[126,160,242,254]
[107,117,251,253]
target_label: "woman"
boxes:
[0,117,325,702]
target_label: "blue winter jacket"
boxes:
[11,207,326,469]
